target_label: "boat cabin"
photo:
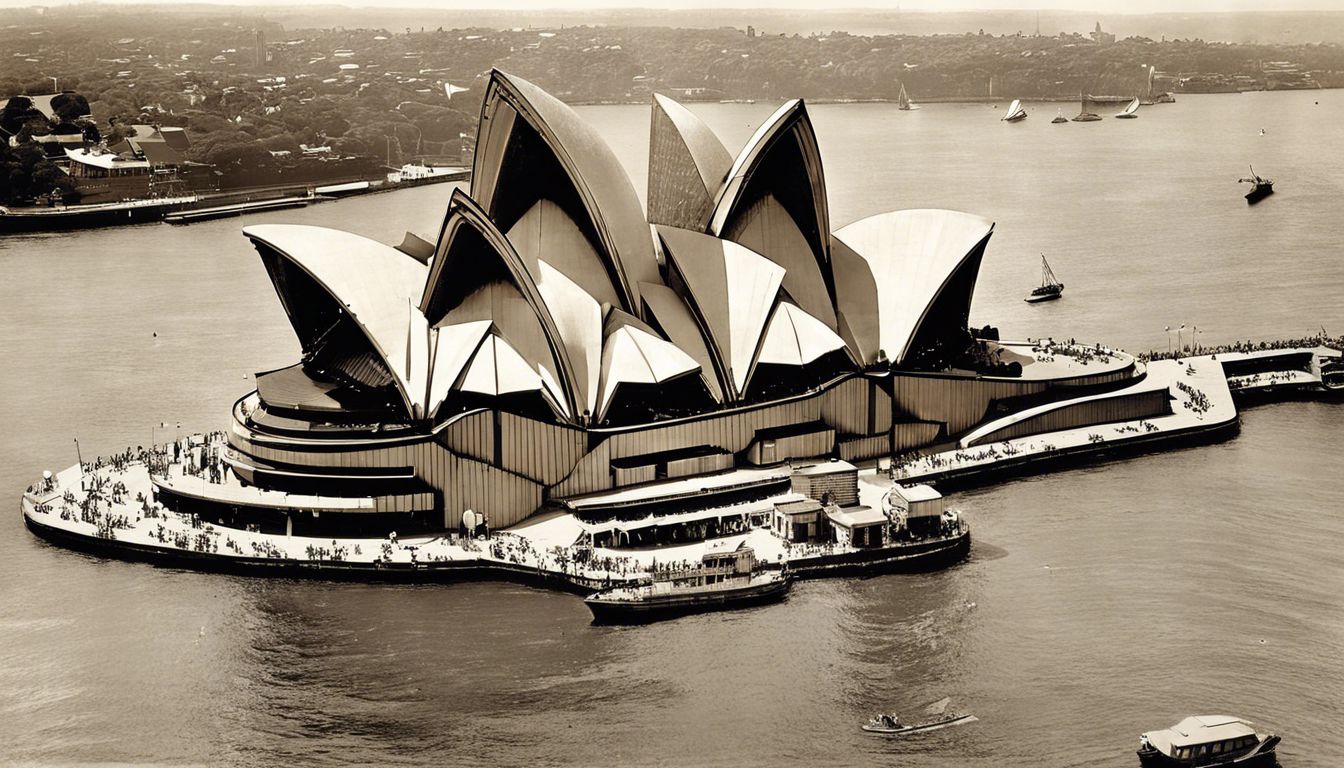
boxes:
[1142,716,1262,764]
[657,542,757,592]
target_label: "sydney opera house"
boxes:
[169,69,1158,536]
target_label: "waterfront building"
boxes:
[157,68,1160,537]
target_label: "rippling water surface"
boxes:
[2,92,1343,766]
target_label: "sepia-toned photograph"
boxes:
[2,0,1340,765]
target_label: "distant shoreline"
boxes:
[568,88,1335,108]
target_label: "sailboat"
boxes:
[897,82,918,111]
[1141,66,1157,105]
[1115,97,1140,119]
[1051,108,1068,124]
[1071,93,1102,122]
[1025,254,1064,303]
[1001,99,1027,122]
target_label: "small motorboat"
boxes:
[1051,108,1068,124]
[862,711,977,736]
[1137,715,1279,767]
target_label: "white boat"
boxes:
[1002,99,1027,122]
[897,82,919,111]
[1137,716,1279,767]
[1116,97,1141,119]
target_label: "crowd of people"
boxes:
[1176,380,1212,415]
[1032,339,1118,367]
[1138,333,1343,363]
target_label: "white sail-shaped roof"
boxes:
[708,98,836,331]
[647,93,734,230]
[536,260,604,421]
[657,226,783,399]
[459,334,546,396]
[596,326,701,422]
[245,224,429,416]
[425,320,493,418]
[639,281,727,403]
[723,241,785,395]
[471,69,660,313]
[833,209,994,365]
[755,302,849,368]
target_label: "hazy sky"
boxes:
[16,0,1344,12]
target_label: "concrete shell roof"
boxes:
[658,226,784,399]
[244,223,429,416]
[459,334,546,397]
[708,98,829,260]
[425,320,493,418]
[652,94,732,193]
[472,69,659,312]
[421,189,583,420]
[638,281,727,404]
[754,301,849,368]
[597,325,701,422]
[536,260,604,419]
[647,93,735,231]
[833,209,994,364]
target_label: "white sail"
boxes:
[1002,99,1024,121]
[1121,97,1140,115]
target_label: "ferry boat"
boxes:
[1239,166,1274,204]
[1025,254,1064,303]
[583,542,791,624]
[1002,99,1027,122]
[897,82,919,111]
[1137,716,1279,767]
[1116,98,1141,119]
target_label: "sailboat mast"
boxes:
[1041,254,1057,287]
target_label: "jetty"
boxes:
[164,195,314,224]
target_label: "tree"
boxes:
[51,93,91,122]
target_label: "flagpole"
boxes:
[74,437,85,489]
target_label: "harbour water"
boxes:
[2,91,1343,766]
